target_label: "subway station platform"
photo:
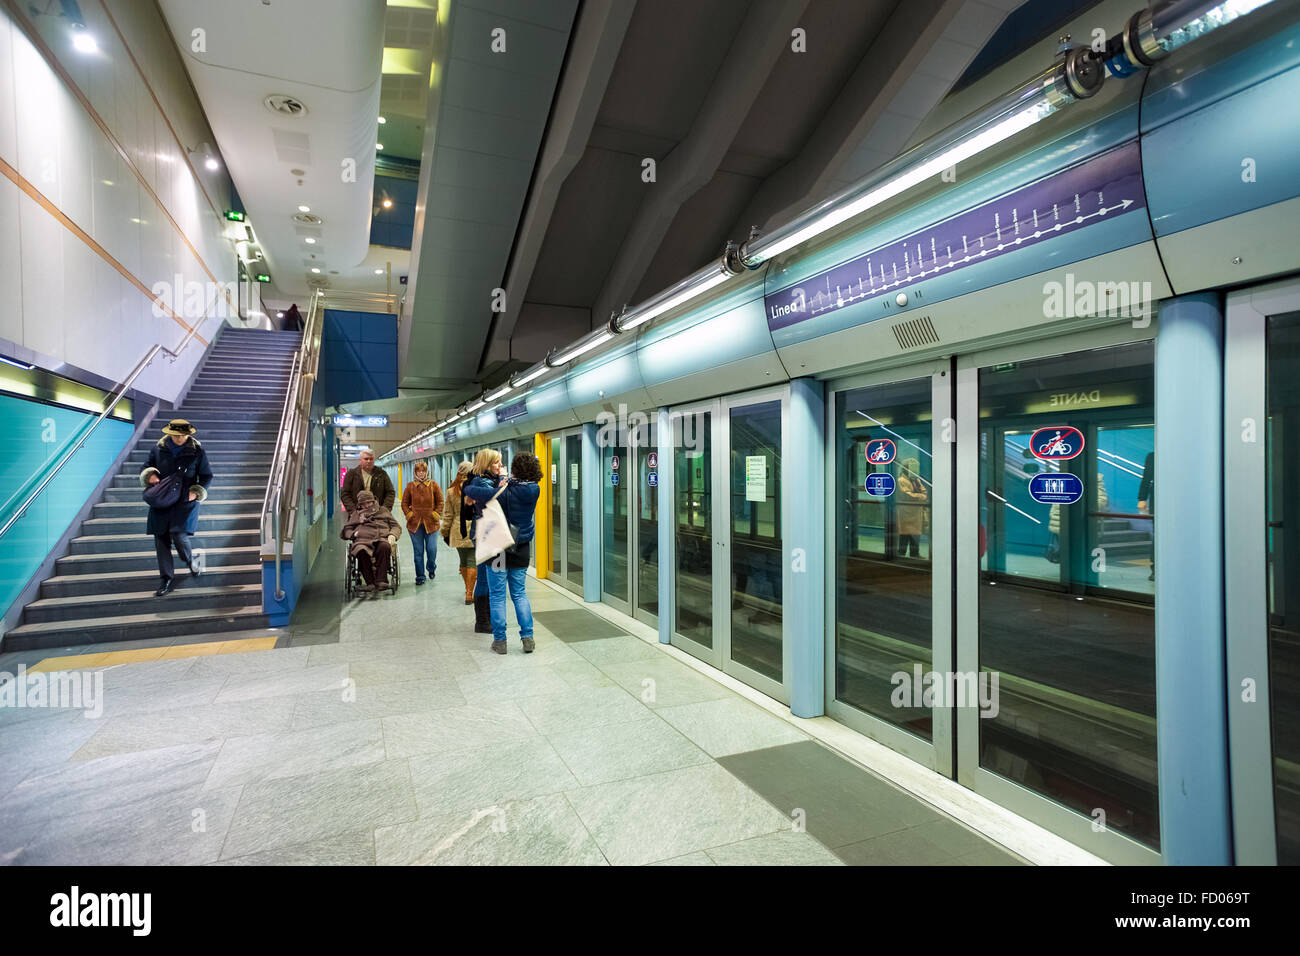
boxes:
[0,526,1046,866]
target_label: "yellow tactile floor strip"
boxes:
[28,637,279,672]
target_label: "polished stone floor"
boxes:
[0,524,1024,866]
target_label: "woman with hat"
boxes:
[139,419,213,597]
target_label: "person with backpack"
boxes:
[139,419,212,597]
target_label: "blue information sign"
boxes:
[332,414,388,428]
[865,473,895,497]
[611,472,620,486]
[1027,472,1084,504]
[647,471,658,487]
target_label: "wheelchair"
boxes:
[344,543,400,599]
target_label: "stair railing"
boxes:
[261,289,324,600]
[0,316,211,542]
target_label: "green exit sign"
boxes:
[255,273,271,283]
[224,209,246,222]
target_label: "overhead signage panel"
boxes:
[332,414,389,428]
[763,141,1147,332]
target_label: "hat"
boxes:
[162,419,197,437]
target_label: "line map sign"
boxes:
[764,140,1146,332]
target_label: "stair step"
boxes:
[113,473,265,486]
[3,606,271,651]
[24,584,263,623]
[103,484,265,501]
[81,514,261,533]
[93,499,260,517]
[41,565,262,597]
[70,529,260,554]
[56,546,261,575]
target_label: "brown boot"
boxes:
[464,567,476,605]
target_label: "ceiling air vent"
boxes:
[892,314,939,350]
[264,94,307,117]
[293,213,322,224]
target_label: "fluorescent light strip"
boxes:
[466,400,486,413]
[754,104,1053,263]
[485,384,512,401]
[0,356,35,371]
[620,270,732,330]
[514,366,548,386]
[553,330,613,365]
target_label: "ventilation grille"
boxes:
[892,315,939,350]
[293,212,322,225]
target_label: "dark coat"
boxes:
[341,466,395,512]
[465,474,539,552]
[140,437,212,535]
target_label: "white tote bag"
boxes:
[474,482,515,565]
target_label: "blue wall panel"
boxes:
[318,309,398,407]
[0,396,133,618]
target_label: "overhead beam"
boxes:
[591,0,812,327]
[480,0,639,372]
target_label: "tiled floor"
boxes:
[0,525,1025,866]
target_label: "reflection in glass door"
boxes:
[830,369,950,767]
[635,420,659,625]
[959,339,1158,860]
[550,436,561,577]
[728,398,784,686]
[601,426,630,611]
[564,432,583,593]
[673,406,714,655]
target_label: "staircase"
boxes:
[3,328,301,652]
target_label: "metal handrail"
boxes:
[0,310,213,541]
[260,290,324,596]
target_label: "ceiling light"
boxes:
[466,400,486,413]
[205,156,220,171]
[378,116,387,124]
[374,268,383,274]
[382,198,393,209]
[71,30,97,53]
[305,237,316,244]
[298,205,311,213]
[619,268,731,331]
[376,143,384,150]
[513,366,548,387]
[550,329,614,366]
[0,356,35,371]
[277,312,285,318]
[485,384,512,402]
[311,268,321,274]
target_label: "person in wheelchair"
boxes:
[341,489,401,592]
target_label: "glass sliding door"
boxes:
[828,363,952,769]
[601,425,630,611]
[565,432,584,592]
[673,405,715,659]
[726,397,784,687]
[1226,280,1300,865]
[957,333,1159,863]
[635,418,659,626]
[550,435,561,577]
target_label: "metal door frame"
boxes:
[631,415,660,629]
[600,420,633,616]
[824,356,954,775]
[1225,276,1300,865]
[956,321,1161,865]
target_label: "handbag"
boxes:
[473,482,515,565]
[143,472,184,509]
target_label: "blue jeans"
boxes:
[411,527,437,581]
[486,565,533,643]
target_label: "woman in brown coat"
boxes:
[401,461,443,586]
[439,461,476,604]
[896,457,928,558]
[341,490,402,591]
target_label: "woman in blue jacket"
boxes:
[139,419,213,596]
[465,451,542,655]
